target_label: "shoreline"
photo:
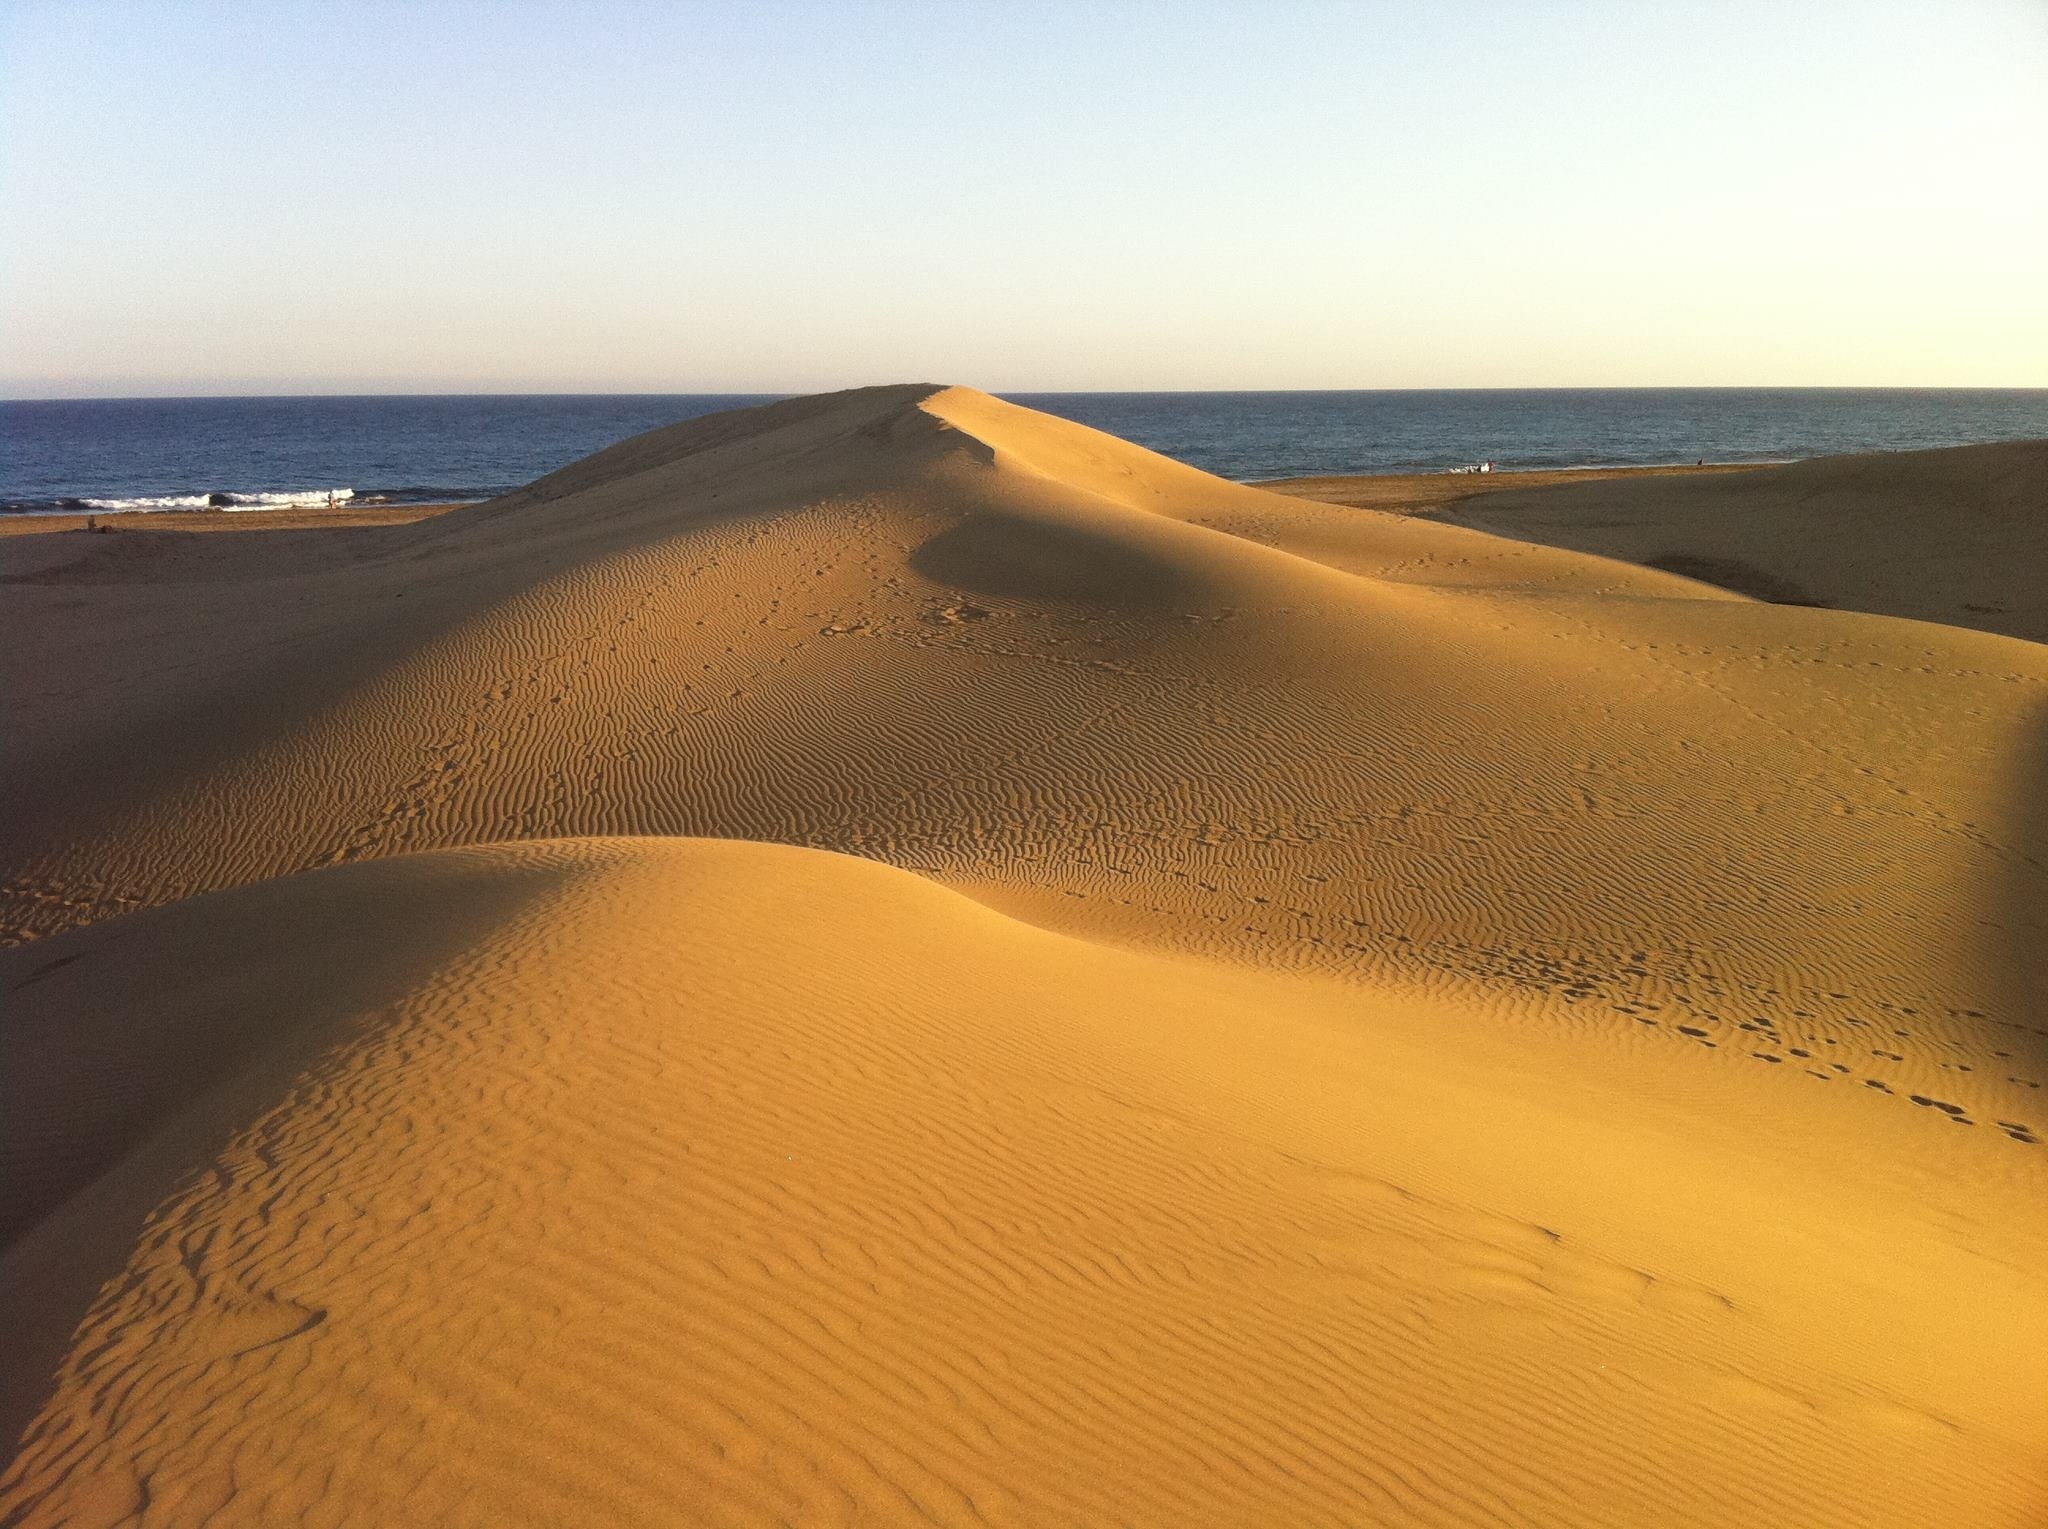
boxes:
[0,502,472,536]
[0,461,1766,537]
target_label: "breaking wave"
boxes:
[83,488,354,512]
[0,486,496,516]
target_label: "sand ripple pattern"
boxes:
[4,842,2043,1527]
[3,389,2045,1524]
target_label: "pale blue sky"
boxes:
[3,0,2043,395]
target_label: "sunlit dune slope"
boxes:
[1431,439,2048,642]
[3,387,2046,1526]
[4,388,2043,1126]
[4,839,2044,1527]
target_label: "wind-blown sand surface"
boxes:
[3,387,2045,1526]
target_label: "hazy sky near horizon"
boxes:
[3,0,2044,396]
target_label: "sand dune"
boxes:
[1413,440,2047,642]
[3,388,2045,1525]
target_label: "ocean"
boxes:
[2,388,2043,516]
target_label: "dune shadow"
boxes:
[1998,696,2048,1078]
[1641,552,1830,608]
[0,852,569,1462]
[910,509,1197,609]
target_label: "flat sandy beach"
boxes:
[3,389,2044,1526]
[0,503,463,537]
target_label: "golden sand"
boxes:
[3,388,2044,1526]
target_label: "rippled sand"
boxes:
[4,388,2044,1526]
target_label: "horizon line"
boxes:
[8,382,2048,405]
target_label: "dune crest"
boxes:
[3,388,2045,1525]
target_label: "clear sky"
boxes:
[3,0,2044,396]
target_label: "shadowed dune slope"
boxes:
[3,839,2045,1528]
[3,387,2046,1525]
[1433,439,2048,642]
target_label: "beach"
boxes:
[0,503,462,537]
[0,462,1751,539]
[3,388,2044,1527]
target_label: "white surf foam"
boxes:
[76,488,356,512]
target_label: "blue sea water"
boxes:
[2,389,2043,515]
